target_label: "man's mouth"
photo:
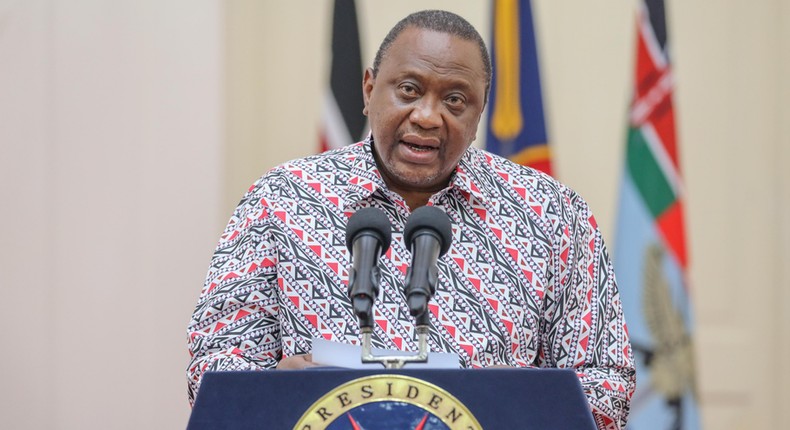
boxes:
[403,141,437,152]
[401,134,440,153]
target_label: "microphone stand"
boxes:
[360,325,430,369]
[359,252,435,369]
[352,205,449,369]
[349,251,430,369]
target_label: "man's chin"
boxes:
[390,170,447,192]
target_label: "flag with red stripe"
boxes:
[319,0,366,152]
[614,1,700,428]
[485,0,552,175]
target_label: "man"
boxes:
[187,10,635,429]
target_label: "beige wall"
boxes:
[0,0,222,428]
[1,0,788,428]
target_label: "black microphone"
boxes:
[345,207,392,329]
[403,206,452,326]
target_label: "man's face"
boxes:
[363,27,488,196]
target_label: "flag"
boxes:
[320,0,366,152]
[485,0,552,175]
[614,1,701,428]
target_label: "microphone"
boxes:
[403,206,452,326]
[345,207,392,329]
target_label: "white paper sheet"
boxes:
[311,337,460,369]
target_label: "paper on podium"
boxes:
[311,337,460,369]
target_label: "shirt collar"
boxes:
[342,136,497,209]
[450,147,498,203]
[343,136,388,209]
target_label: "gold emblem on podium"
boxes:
[293,374,482,430]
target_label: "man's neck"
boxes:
[401,192,433,212]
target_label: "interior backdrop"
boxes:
[1,0,788,428]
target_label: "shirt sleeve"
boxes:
[185,178,282,405]
[540,186,636,430]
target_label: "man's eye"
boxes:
[445,95,466,109]
[399,84,418,96]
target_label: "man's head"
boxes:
[362,10,490,206]
[372,10,492,98]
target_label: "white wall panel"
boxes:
[0,0,223,428]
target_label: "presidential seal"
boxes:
[293,375,482,430]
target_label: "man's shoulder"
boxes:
[468,147,566,193]
[247,142,368,194]
[273,142,366,172]
[468,147,594,221]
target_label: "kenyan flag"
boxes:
[319,0,366,152]
[614,0,701,428]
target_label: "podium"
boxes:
[188,368,597,429]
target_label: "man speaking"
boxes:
[187,9,635,429]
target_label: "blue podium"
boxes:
[187,368,597,429]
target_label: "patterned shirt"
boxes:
[187,138,635,429]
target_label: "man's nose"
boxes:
[409,97,443,129]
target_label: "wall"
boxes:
[673,0,789,427]
[0,0,222,428]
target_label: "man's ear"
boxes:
[362,67,375,116]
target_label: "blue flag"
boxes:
[486,0,552,175]
[615,1,701,428]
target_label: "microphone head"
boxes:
[404,206,453,257]
[345,207,393,254]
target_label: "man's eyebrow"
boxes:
[393,69,477,90]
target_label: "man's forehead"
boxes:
[382,27,485,75]
[390,26,469,51]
